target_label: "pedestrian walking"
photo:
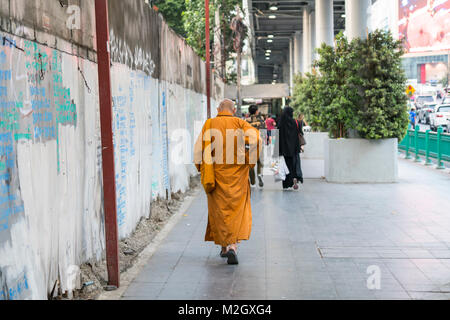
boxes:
[246,105,266,188]
[409,107,417,128]
[265,115,277,145]
[195,99,261,265]
[278,106,303,190]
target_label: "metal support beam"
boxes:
[94,0,120,288]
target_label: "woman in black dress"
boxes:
[278,106,303,190]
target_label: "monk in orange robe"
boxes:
[195,99,261,265]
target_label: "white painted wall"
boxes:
[0,25,223,300]
[0,32,104,300]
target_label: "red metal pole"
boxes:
[205,0,211,119]
[94,0,120,288]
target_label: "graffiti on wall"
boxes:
[110,29,157,77]
[110,65,155,238]
[0,31,83,299]
[0,270,30,300]
[0,33,79,242]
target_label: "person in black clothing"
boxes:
[278,106,303,190]
[296,113,308,153]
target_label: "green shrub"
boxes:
[292,30,409,140]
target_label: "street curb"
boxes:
[97,188,201,300]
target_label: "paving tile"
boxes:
[408,291,450,300]
[402,249,435,259]
[399,282,441,292]
[194,282,234,300]
[123,282,165,298]
[157,282,200,300]
[336,289,377,299]
[374,290,411,300]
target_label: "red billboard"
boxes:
[399,0,450,53]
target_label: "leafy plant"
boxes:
[152,0,187,38]
[292,30,409,140]
[291,72,324,131]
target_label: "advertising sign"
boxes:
[399,0,450,53]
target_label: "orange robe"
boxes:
[195,111,261,247]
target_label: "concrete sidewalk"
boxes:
[122,158,450,300]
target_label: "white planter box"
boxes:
[324,138,398,183]
[303,132,329,160]
[301,132,329,179]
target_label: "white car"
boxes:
[430,104,450,132]
[418,102,437,124]
[415,95,435,109]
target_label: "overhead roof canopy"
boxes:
[225,83,290,100]
[250,0,346,84]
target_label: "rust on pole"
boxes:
[205,0,212,119]
[94,0,120,288]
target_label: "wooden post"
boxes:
[94,0,120,288]
[205,0,212,119]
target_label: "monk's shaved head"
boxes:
[218,99,236,112]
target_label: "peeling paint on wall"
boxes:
[110,65,154,238]
[0,30,104,300]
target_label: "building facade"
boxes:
[369,0,450,85]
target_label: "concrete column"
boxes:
[345,0,370,40]
[315,0,334,47]
[302,8,311,73]
[282,62,290,88]
[293,31,303,75]
[289,38,294,92]
[309,10,316,64]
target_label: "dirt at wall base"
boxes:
[52,176,200,300]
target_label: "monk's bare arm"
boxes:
[194,123,207,172]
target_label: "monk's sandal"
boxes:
[227,249,239,265]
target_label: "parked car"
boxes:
[430,104,450,132]
[418,102,437,124]
[414,95,435,109]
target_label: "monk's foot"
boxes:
[226,247,239,265]
[220,247,228,258]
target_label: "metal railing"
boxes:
[398,125,450,169]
